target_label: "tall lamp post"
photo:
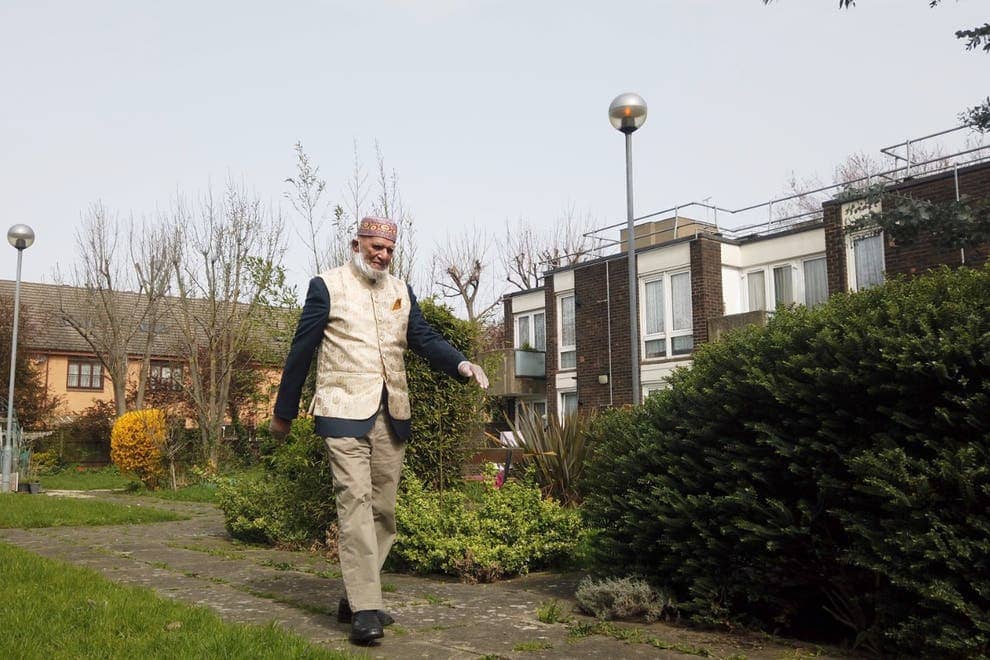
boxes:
[608,93,647,405]
[2,224,35,493]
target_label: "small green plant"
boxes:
[567,621,712,657]
[28,449,60,477]
[512,639,553,652]
[574,576,674,622]
[423,593,449,606]
[381,582,397,593]
[503,406,595,505]
[536,599,569,624]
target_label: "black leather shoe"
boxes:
[337,598,394,626]
[349,610,384,644]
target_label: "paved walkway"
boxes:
[0,491,845,659]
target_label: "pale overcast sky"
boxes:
[1,0,986,300]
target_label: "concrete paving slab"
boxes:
[0,491,850,659]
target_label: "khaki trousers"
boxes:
[324,410,405,612]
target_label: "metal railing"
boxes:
[573,124,990,260]
[0,401,25,490]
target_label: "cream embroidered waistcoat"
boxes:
[309,262,412,421]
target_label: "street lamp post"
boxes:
[609,93,647,406]
[2,224,35,493]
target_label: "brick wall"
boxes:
[502,297,514,349]
[689,235,724,346]
[823,202,846,296]
[544,274,558,420]
[824,161,990,293]
[573,257,633,410]
[884,162,990,275]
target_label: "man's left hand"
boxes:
[458,361,489,389]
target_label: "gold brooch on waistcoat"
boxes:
[392,298,402,311]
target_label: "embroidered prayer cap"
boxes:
[357,216,398,242]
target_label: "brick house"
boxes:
[0,280,282,425]
[494,157,990,422]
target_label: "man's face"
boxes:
[353,235,395,271]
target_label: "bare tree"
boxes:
[431,227,499,322]
[284,141,331,274]
[130,216,179,410]
[772,147,955,222]
[169,181,286,470]
[57,202,166,417]
[499,205,600,292]
[370,141,418,284]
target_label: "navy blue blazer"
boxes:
[273,276,468,441]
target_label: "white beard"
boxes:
[351,251,386,283]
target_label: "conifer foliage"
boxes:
[582,266,990,657]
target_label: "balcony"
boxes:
[484,348,546,397]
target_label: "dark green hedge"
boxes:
[581,266,990,657]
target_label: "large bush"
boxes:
[581,266,990,657]
[216,417,335,547]
[110,409,166,487]
[391,468,585,582]
[406,297,492,489]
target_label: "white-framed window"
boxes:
[643,382,669,399]
[641,270,693,360]
[747,254,828,311]
[558,294,576,370]
[773,265,794,307]
[803,257,828,307]
[747,270,767,311]
[514,311,546,351]
[515,399,547,424]
[559,390,578,420]
[848,230,885,291]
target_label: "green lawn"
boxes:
[0,494,184,528]
[131,482,219,503]
[0,542,351,659]
[40,466,140,491]
[40,466,256,503]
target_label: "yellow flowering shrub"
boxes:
[110,409,166,488]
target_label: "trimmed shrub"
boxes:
[216,417,335,547]
[110,409,166,488]
[391,468,585,582]
[581,266,990,657]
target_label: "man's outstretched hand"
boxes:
[270,416,291,440]
[457,361,490,389]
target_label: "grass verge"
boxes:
[130,482,219,503]
[0,493,184,528]
[40,466,139,491]
[0,543,350,659]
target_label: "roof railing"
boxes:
[573,124,989,260]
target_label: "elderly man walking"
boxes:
[270,216,488,644]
